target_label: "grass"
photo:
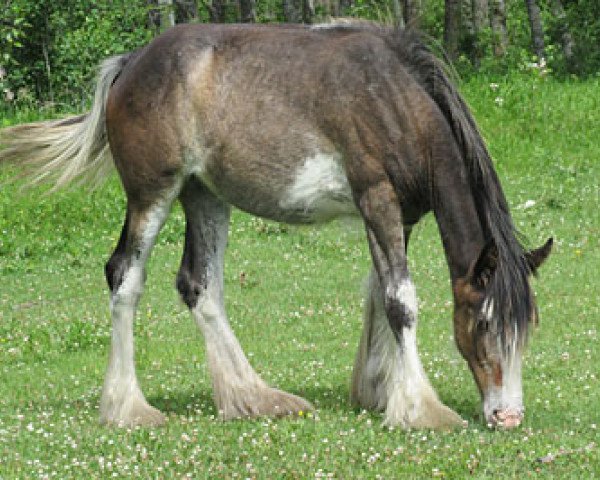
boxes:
[1,74,599,478]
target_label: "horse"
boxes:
[0,22,552,430]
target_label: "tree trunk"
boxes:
[303,0,315,23]
[392,0,404,27]
[403,0,421,28]
[283,0,302,22]
[472,0,489,65]
[472,0,488,32]
[462,0,474,40]
[550,0,575,65]
[147,0,175,31]
[462,0,478,64]
[489,0,508,56]
[338,0,353,16]
[444,0,462,61]
[239,0,256,22]
[314,0,339,17]
[209,0,227,22]
[159,0,176,28]
[524,0,545,60]
[174,0,199,23]
[283,0,313,23]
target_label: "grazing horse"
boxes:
[0,23,552,429]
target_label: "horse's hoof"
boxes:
[219,387,314,420]
[257,387,315,418]
[414,400,467,430]
[385,396,466,430]
[100,399,166,428]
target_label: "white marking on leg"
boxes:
[186,201,312,418]
[100,196,177,426]
[192,279,268,418]
[386,279,418,317]
[385,322,436,426]
[353,272,444,427]
[188,204,266,417]
[280,152,356,221]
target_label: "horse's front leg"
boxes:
[176,179,313,420]
[350,178,464,429]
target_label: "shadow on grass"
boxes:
[149,382,480,427]
[146,383,352,418]
[148,389,217,417]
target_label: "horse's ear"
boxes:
[525,237,553,274]
[469,239,498,290]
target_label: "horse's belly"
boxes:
[201,150,357,224]
[278,151,357,223]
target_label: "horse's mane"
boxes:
[385,29,534,351]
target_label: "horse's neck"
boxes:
[431,157,485,283]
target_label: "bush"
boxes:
[1,0,152,110]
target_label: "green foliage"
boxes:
[48,1,153,106]
[562,0,600,75]
[345,0,396,22]
[0,0,152,109]
[1,0,600,108]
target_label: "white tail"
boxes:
[0,54,128,189]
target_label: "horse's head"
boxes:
[452,238,553,428]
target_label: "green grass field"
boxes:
[1,74,598,478]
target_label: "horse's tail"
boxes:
[395,31,533,348]
[0,53,130,189]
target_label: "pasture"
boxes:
[1,74,598,478]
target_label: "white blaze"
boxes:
[479,298,525,424]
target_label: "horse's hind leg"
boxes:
[177,179,313,419]
[100,194,177,427]
[349,175,464,429]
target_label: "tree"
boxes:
[524,0,545,60]
[444,0,461,60]
[174,0,199,23]
[471,0,489,64]
[282,0,313,23]
[489,0,508,56]
[239,0,256,22]
[207,0,227,22]
[550,0,575,66]
[338,0,353,16]
[403,0,421,28]
[148,0,175,32]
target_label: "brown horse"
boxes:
[0,23,552,429]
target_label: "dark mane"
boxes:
[387,29,534,350]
